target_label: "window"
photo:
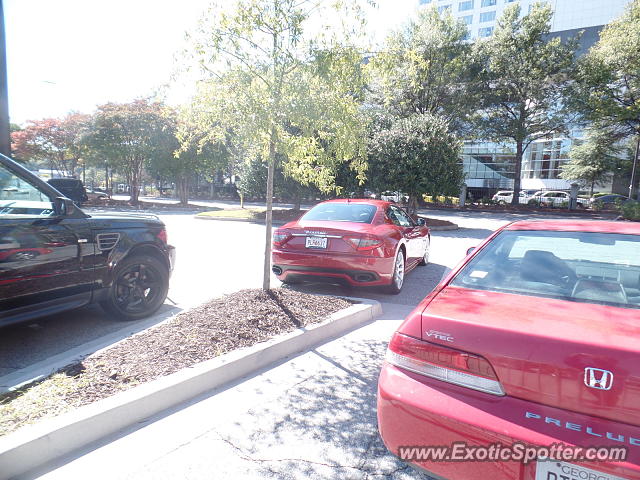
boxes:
[0,166,54,218]
[478,26,494,37]
[419,0,432,4]
[451,230,640,309]
[459,0,473,11]
[481,0,496,6]
[387,206,413,228]
[438,4,451,13]
[505,0,517,3]
[301,203,377,223]
[479,11,496,22]
[461,14,473,24]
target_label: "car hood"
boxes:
[87,212,164,229]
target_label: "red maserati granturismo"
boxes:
[271,199,430,293]
[378,220,640,480]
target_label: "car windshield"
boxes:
[301,203,377,223]
[451,230,640,309]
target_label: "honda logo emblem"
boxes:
[584,368,614,391]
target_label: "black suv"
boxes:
[0,154,175,327]
[47,177,89,205]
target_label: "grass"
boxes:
[196,208,305,222]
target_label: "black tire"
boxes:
[418,238,430,266]
[385,249,405,295]
[101,254,169,321]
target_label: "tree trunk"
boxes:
[262,130,276,291]
[178,176,189,205]
[511,141,524,206]
[293,195,301,211]
[129,165,140,206]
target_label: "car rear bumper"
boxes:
[377,363,640,480]
[272,250,393,286]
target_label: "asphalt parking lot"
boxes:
[24,208,581,480]
[5,208,615,479]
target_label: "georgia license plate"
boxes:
[305,236,327,249]
[535,461,628,480]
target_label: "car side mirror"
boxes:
[466,246,476,256]
[53,197,75,216]
[416,217,426,226]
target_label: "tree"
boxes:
[560,128,622,196]
[370,6,477,134]
[84,100,176,205]
[474,4,578,205]
[10,113,90,175]
[236,154,322,208]
[569,0,640,198]
[183,0,368,290]
[365,6,470,213]
[368,113,463,215]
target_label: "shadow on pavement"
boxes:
[212,337,429,479]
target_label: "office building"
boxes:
[418,0,633,194]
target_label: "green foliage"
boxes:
[236,156,322,207]
[182,0,368,194]
[620,200,640,221]
[473,3,578,203]
[560,129,621,195]
[183,0,370,289]
[570,0,640,138]
[370,6,477,134]
[83,100,176,204]
[368,113,463,213]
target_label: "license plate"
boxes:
[535,460,628,480]
[305,236,327,249]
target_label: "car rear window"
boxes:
[451,230,640,309]
[301,203,377,223]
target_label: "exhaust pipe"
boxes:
[354,273,374,282]
[272,266,283,275]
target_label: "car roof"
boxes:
[505,220,640,235]
[320,199,392,207]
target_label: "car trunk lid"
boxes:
[420,286,640,426]
[277,220,379,254]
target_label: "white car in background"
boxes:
[492,190,537,205]
[528,190,588,208]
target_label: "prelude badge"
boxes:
[584,367,614,391]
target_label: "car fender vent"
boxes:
[96,233,120,251]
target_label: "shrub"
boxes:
[620,201,640,221]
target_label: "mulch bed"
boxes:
[421,217,456,227]
[0,289,352,437]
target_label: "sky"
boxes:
[5,0,417,125]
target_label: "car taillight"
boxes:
[273,229,291,246]
[344,235,382,251]
[157,228,168,244]
[385,332,505,396]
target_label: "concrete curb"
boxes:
[0,299,381,480]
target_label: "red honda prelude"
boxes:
[378,220,640,480]
[271,199,430,294]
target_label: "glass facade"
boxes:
[481,0,496,7]
[461,142,516,187]
[478,26,494,37]
[522,139,572,180]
